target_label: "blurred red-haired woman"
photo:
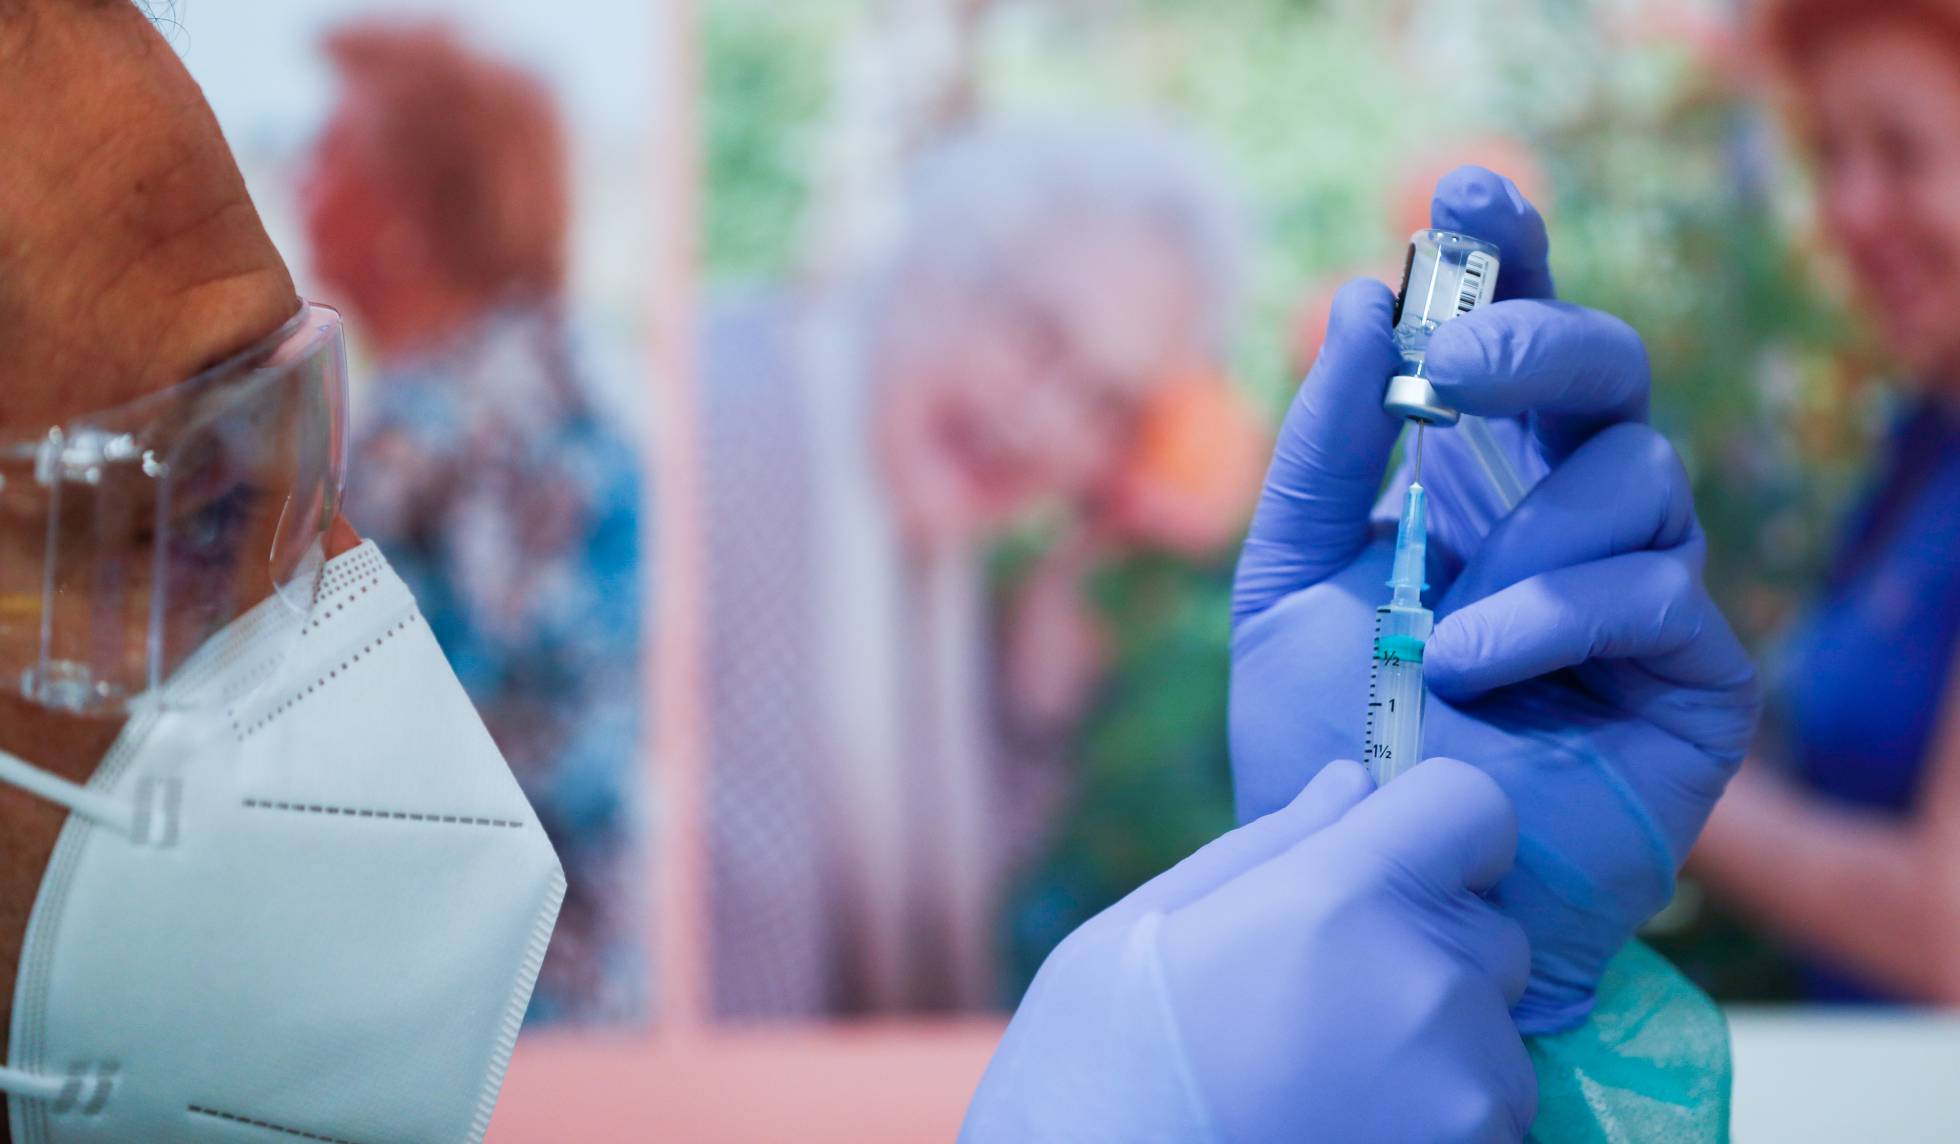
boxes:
[301,22,645,1025]
[1692,0,1960,1003]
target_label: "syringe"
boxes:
[1361,228,1522,786]
[1365,481,1432,786]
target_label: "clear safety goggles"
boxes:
[0,303,349,715]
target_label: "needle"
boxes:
[1414,423,1425,483]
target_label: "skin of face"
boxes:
[1804,21,1960,386]
[300,91,463,357]
[876,215,1205,550]
[299,98,402,324]
[0,0,318,1102]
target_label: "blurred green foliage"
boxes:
[992,545,1240,991]
[703,0,1882,1005]
[702,0,849,279]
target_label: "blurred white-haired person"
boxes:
[699,120,1259,1016]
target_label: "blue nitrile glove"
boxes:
[1231,166,1760,1035]
[962,758,1534,1144]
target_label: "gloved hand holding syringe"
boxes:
[1234,163,1756,1033]
[1366,227,1529,784]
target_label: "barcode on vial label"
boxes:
[1454,251,1496,315]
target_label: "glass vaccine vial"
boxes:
[1384,229,1501,426]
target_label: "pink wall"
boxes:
[489,1022,1004,1141]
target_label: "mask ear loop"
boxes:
[0,1061,117,1112]
[0,759,134,1112]
[0,748,132,835]
[0,1064,73,1102]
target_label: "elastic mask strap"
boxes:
[0,1064,68,1102]
[0,750,132,1117]
[0,1062,116,1112]
[0,749,132,835]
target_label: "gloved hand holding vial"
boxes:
[1231,165,1759,1033]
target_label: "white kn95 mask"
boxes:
[0,541,565,1143]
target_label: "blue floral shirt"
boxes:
[345,305,646,1025]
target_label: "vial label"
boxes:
[1453,250,1497,316]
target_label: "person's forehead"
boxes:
[1024,223,1197,346]
[324,91,385,146]
[0,297,295,436]
[1809,23,1960,120]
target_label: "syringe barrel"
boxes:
[1385,229,1501,426]
[1367,603,1433,786]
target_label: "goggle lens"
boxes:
[0,304,348,714]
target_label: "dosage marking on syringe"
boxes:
[1374,635,1425,664]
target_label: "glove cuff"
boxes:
[960,911,1218,1142]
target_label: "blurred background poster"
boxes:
[161,0,1960,1136]
[694,0,1873,1022]
[179,0,657,1028]
[175,0,1950,1058]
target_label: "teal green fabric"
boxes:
[1526,942,1730,1143]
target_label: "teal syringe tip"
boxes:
[1388,482,1428,604]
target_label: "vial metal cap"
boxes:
[1383,374,1460,426]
